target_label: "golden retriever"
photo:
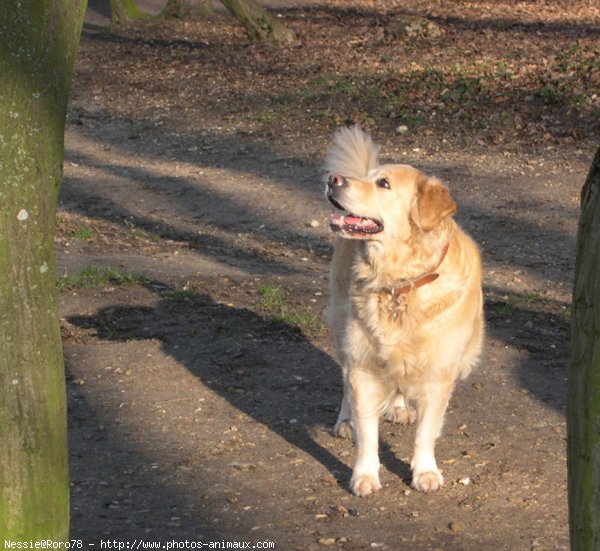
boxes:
[325,127,484,496]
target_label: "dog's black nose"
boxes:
[328,173,347,189]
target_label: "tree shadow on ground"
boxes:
[68,382,229,540]
[485,285,569,412]
[63,115,577,287]
[66,286,412,494]
[62,115,573,416]
[64,278,568,544]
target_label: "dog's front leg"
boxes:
[411,380,454,492]
[349,369,383,497]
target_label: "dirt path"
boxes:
[60,2,599,548]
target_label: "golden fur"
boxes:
[325,127,484,495]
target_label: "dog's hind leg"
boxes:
[333,366,353,439]
[384,392,417,425]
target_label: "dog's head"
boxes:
[326,164,456,241]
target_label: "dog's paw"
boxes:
[333,419,353,439]
[350,474,382,497]
[411,470,444,493]
[384,405,417,425]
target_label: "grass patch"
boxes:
[218,323,247,337]
[299,73,359,103]
[243,43,598,139]
[258,286,287,311]
[489,290,544,316]
[258,285,324,336]
[487,289,568,322]
[506,290,544,308]
[102,323,120,340]
[71,227,94,240]
[493,301,514,317]
[169,289,201,301]
[57,265,147,290]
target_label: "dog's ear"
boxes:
[414,176,456,232]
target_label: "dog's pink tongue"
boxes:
[346,215,378,229]
[330,213,378,230]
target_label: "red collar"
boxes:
[384,244,449,297]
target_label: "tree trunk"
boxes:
[221,0,296,44]
[110,0,213,23]
[569,144,600,550]
[163,0,214,19]
[109,0,294,41]
[0,0,86,540]
[109,0,152,23]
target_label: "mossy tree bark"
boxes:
[109,0,152,23]
[163,0,214,19]
[109,0,294,44]
[0,0,86,540]
[220,0,296,44]
[569,145,600,550]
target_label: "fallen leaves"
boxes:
[73,1,600,153]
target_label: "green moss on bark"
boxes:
[220,0,296,44]
[569,145,600,550]
[109,0,153,24]
[0,0,86,540]
[163,0,214,19]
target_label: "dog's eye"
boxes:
[376,178,390,189]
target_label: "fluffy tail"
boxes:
[324,126,379,179]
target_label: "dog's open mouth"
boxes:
[329,213,384,235]
[327,195,384,237]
